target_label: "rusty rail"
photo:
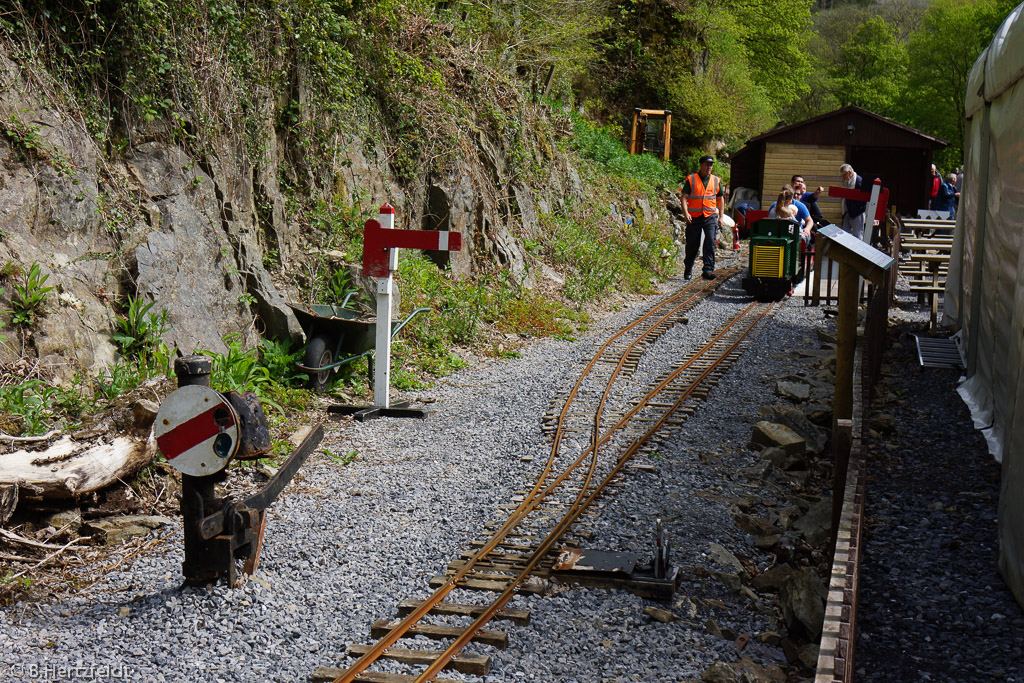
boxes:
[327,269,778,683]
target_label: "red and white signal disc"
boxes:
[155,385,240,476]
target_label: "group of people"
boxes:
[678,157,875,280]
[765,174,827,244]
[928,163,961,219]
[679,156,965,279]
[766,166,873,241]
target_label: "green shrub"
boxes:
[566,113,682,191]
[258,337,308,387]
[94,360,150,402]
[537,211,671,304]
[0,380,54,436]
[111,295,170,361]
[202,334,273,394]
[10,263,54,327]
[200,334,320,414]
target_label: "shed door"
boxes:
[762,143,846,224]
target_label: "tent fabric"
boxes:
[965,47,988,118]
[944,0,1024,608]
[984,3,1024,102]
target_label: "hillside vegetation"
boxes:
[0,0,1013,438]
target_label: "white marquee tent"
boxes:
[944,0,1024,607]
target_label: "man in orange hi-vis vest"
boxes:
[681,155,725,280]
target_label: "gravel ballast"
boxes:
[855,294,1024,682]
[2,264,1022,683]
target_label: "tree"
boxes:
[900,0,1017,165]
[830,16,907,116]
[582,0,813,153]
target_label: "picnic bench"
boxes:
[897,217,955,329]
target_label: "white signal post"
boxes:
[862,178,883,244]
[358,203,461,418]
[375,204,396,409]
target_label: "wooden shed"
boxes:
[730,106,947,221]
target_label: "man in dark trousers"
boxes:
[839,163,866,239]
[681,155,725,279]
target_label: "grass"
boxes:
[565,111,682,193]
[324,448,360,466]
[389,253,578,385]
[535,206,674,304]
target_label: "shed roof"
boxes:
[746,105,947,149]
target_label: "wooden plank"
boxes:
[429,575,546,594]
[468,541,538,552]
[371,619,508,649]
[343,644,491,675]
[447,559,540,574]
[901,239,953,246]
[908,286,947,293]
[460,549,545,562]
[311,668,462,683]
[396,599,531,626]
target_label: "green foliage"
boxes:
[583,0,810,152]
[202,334,273,393]
[568,113,681,190]
[0,380,55,436]
[0,378,94,436]
[258,337,309,387]
[94,359,151,402]
[460,0,610,94]
[323,447,360,466]
[537,210,671,303]
[9,263,54,327]
[303,194,371,305]
[392,253,574,381]
[787,0,1015,166]
[899,0,1015,165]
[1,114,46,156]
[0,570,34,604]
[830,16,907,116]
[320,269,360,307]
[0,262,23,281]
[730,0,814,108]
[111,295,170,361]
[198,334,317,413]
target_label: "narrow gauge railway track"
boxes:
[318,271,777,683]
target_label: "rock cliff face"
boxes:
[0,48,593,381]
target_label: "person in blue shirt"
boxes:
[932,173,958,220]
[791,175,828,228]
[768,185,813,243]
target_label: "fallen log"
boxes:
[0,433,157,508]
[0,484,15,525]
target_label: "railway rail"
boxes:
[316,269,778,683]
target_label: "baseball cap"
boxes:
[699,155,714,164]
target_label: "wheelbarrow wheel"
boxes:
[304,335,334,392]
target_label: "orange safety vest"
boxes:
[684,173,720,217]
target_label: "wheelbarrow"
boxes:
[288,293,430,392]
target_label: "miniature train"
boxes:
[741,218,802,300]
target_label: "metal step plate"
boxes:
[915,334,964,369]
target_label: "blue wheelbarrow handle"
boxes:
[296,307,433,373]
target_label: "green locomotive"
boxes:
[741,218,802,300]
